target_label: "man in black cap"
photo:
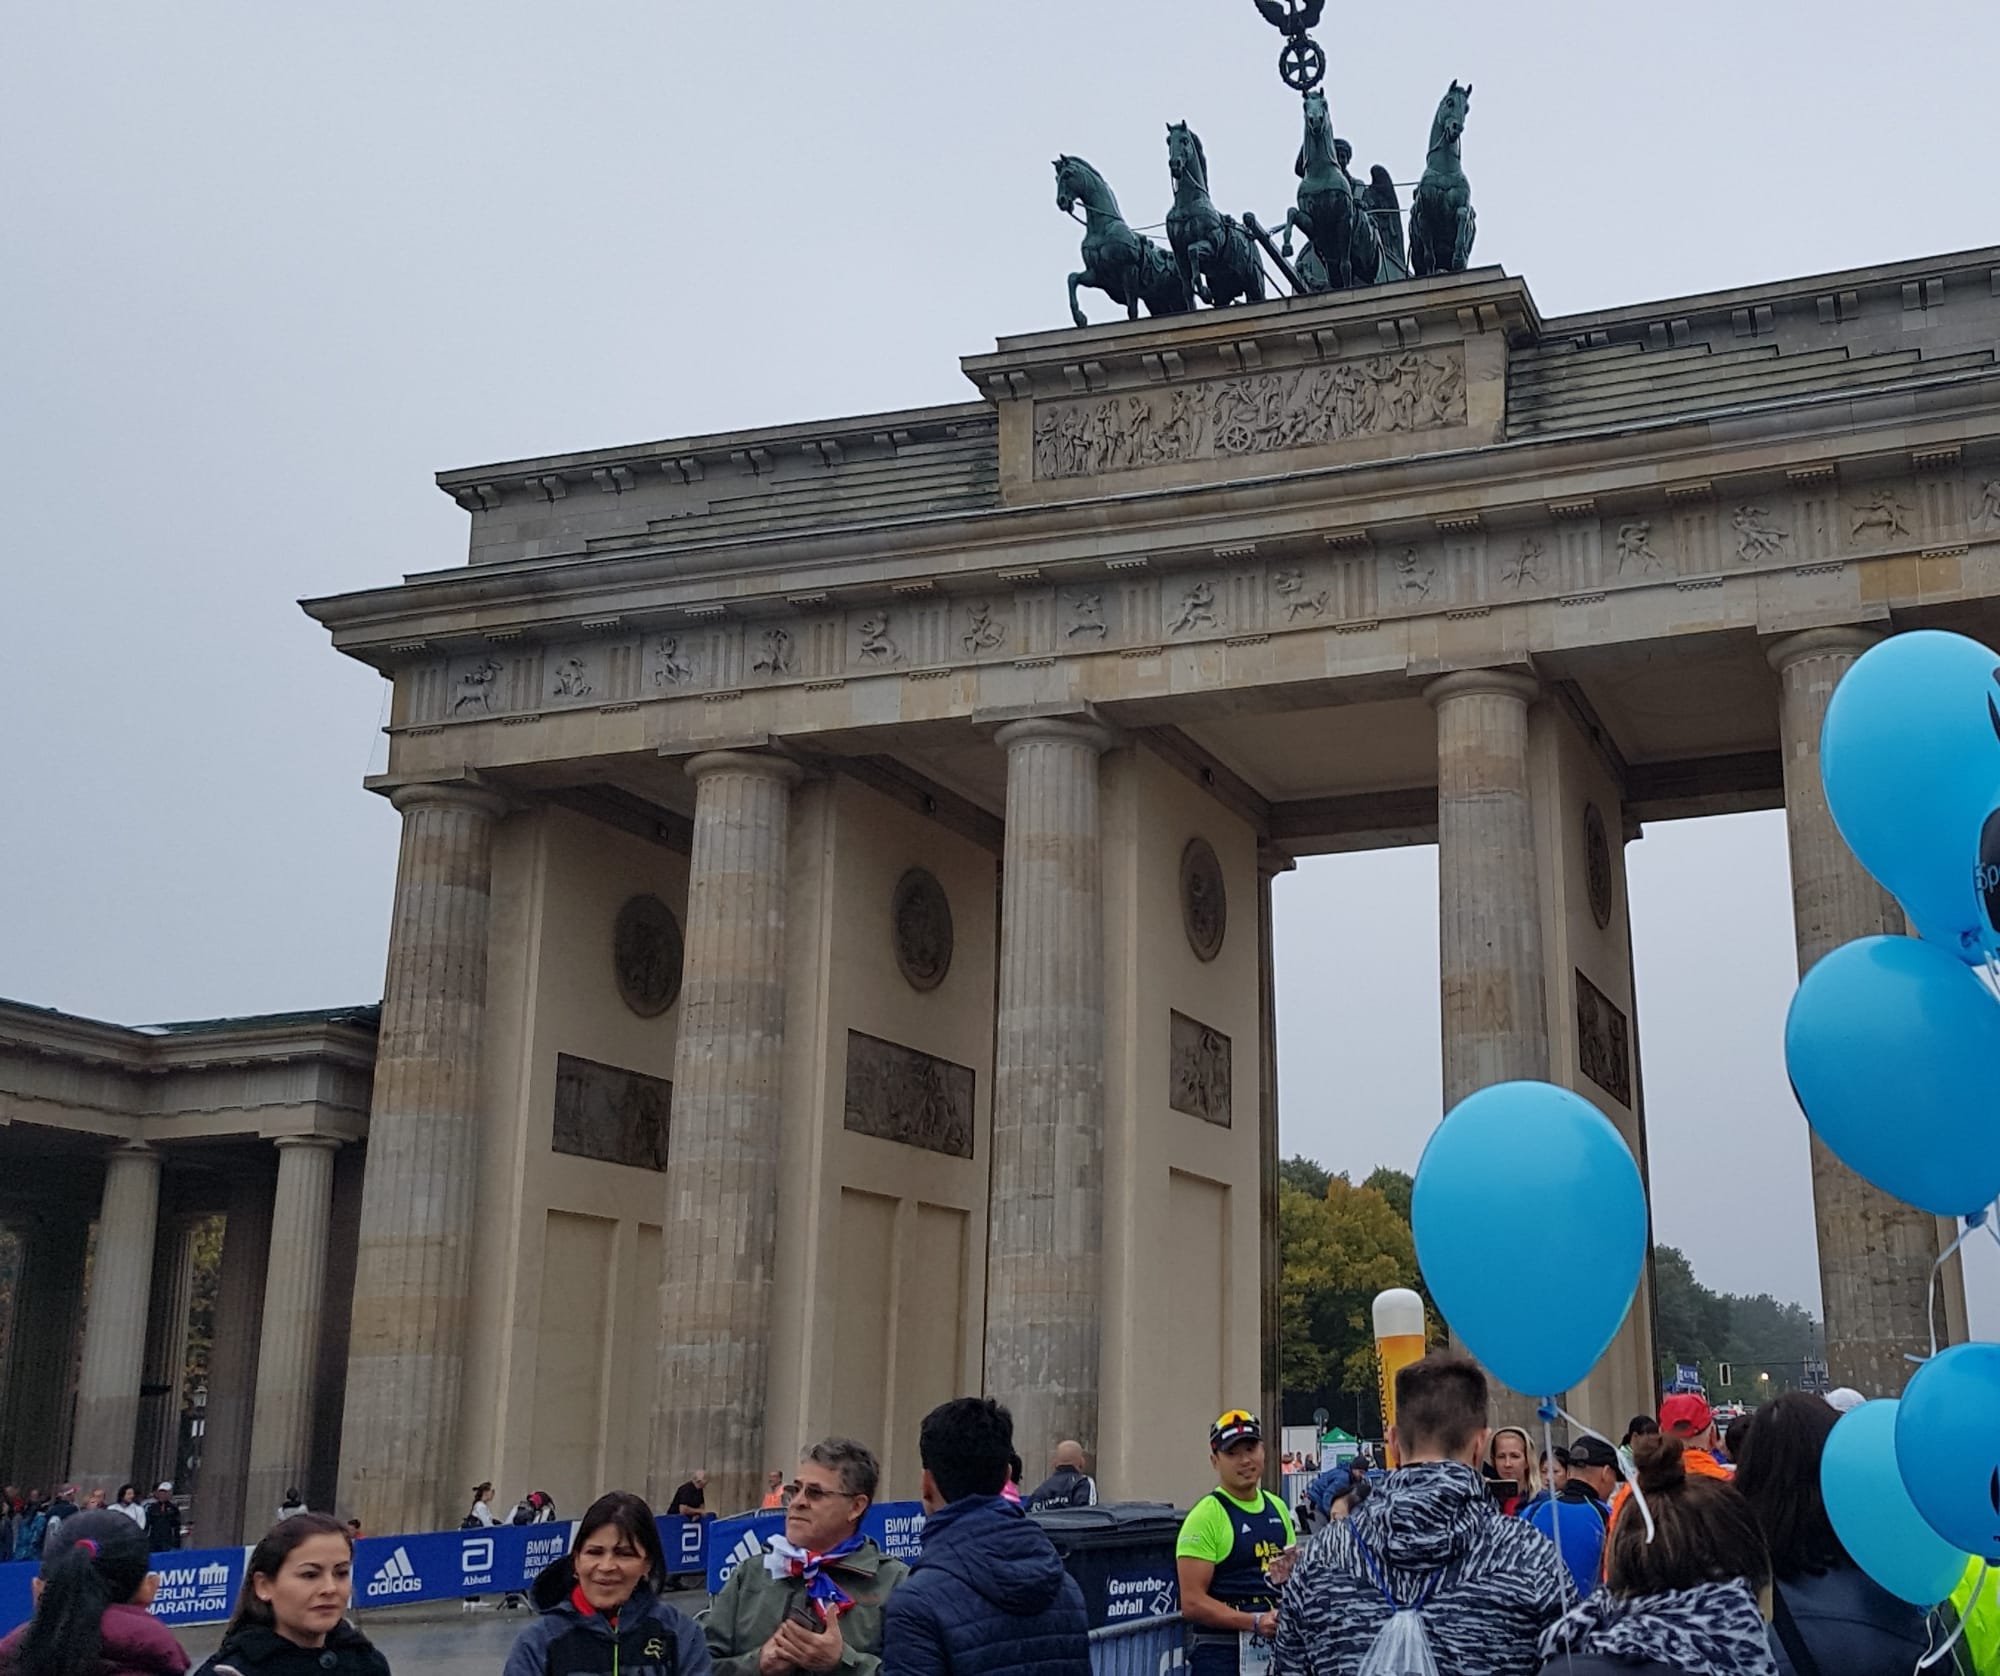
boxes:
[1175,1409,1297,1676]
[1525,1433,1617,1597]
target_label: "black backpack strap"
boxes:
[1771,1585,1824,1676]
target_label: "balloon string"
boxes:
[1553,1401,1653,1545]
[1918,1558,1987,1669]
[1916,1205,1995,1364]
[1540,1413,1570,1602]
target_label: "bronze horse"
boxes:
[1166,122,1265,309]
[1054,154,1189,328]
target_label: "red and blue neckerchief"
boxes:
[763,1533,867,1614]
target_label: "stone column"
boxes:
[984,719,1112,1469]
[340,782,505,1534]
[1426,671,1551,1100]
[71,1142,162,1488]
[0,1217,89,1491]
[200,1165,274,1542]
[653,751,802,1516]
[137,1216,200,1490]
[245,1137,339,1524]
[1256,846,1293,1482]
[1770,629,1950,1393]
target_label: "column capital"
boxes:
[1256,842,1297,880]
[1423,667,1540,709]
[271,1134,341,1154]
[388,779,508,820]
[684,749,804,788]
[1766,626,1884,673]
[994,716,1114,754]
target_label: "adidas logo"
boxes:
[364,1546,423,1598]
[717,1530,765,1584]
[1240,1522,1253,1535]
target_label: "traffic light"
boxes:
[1718,1362,1732,1388]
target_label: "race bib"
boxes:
[1239,1630,1275,1676]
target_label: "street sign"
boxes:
[1672,1362,1701,1391]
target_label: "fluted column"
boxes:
[137,1216,200,1490]
[0,1217,89,1491]
[1427,671,1550,1101]
[339,781,505,1534]
[71,1142,163,1488]
[984,718,1112,1468]
[246,1138,339,1525]
[1257,845,1292,1487]
[200,1165,274,1542]
[653,751,802,1516]
[1770,629,1948,1394]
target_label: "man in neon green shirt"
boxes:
[1950,1559,1998,1675]
[1176,1410,1297,1676]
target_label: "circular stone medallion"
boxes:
[892,868,954,991]
[614,894,684,1018]
[1181,837,1227,962]
[1583,803,1613,930]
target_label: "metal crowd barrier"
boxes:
[1089,1610,1186,1676]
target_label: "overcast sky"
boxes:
[5,2,1996,1336]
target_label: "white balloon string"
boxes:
[1917,1558,1986,1669]
[1920,1208,2000,1368]
[1555,1401,1653,1545]
[1540,1412,1569,1600]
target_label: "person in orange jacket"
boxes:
[1602,1393,1732,1573]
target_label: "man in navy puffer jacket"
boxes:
[881,1397,1089,1676]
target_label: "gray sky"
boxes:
[5,1,1996,1333]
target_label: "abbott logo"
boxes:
[461,1538,495,1575]
[365,1547,423,1598]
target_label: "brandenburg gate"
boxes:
[295,241,2000,1529]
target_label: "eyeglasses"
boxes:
[1217,1410,1254,1427]
[790,1483,861,1505]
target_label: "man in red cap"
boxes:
[1601,1393,1732,1572]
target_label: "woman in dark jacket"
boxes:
[1732,1393,1932,1676]
[1537,1435,1778,1676]
[192,1513,388,1676]
[0,1508,188,1676]
[503,1491,709,1676]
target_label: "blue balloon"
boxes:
[1412,1082,1647,1396]
[1895,1345,2000,1563]
[1822,629,2000,963]
[1784,935,2000,1215]
[1823,1400,1971,1604]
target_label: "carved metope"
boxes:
[1575,969,1632,1108]
[614,894,685,1018]
[553,1054,673,1172]
[1030,350,1467,481]
[1181,837,1228,962]
[842,1030,975,1158]
[1169,1011,1233,1126]
[892,868,954,992]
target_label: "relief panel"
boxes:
[843,1030,976,1159]
[1030,349,1468,480]
[552,1053,673,1172]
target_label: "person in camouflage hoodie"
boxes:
[1274,1354,1570,1676]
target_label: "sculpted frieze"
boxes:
[1031,349,1467,481]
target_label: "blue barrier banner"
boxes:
[659,1514,708,1576]
[355,1521,577,1609]
[0,1563,34,1638]
[705,1510,786,1594]
[862,1502,926,1568]
[148,1545,248,1627]
[705,1502,927,1596]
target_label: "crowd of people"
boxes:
[2,1482,182,1561]
[1,1361,1992,1675]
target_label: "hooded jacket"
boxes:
[703,1535,908,1676]
[0,1601,190,1676]
[502,1557,710,1676]
[878,1495,1089,1676]
[1766,1563,1930,1676]
[1536,1580,1779,1676]
[189,1620,389,1676]
[1273,1460,1570,1676]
